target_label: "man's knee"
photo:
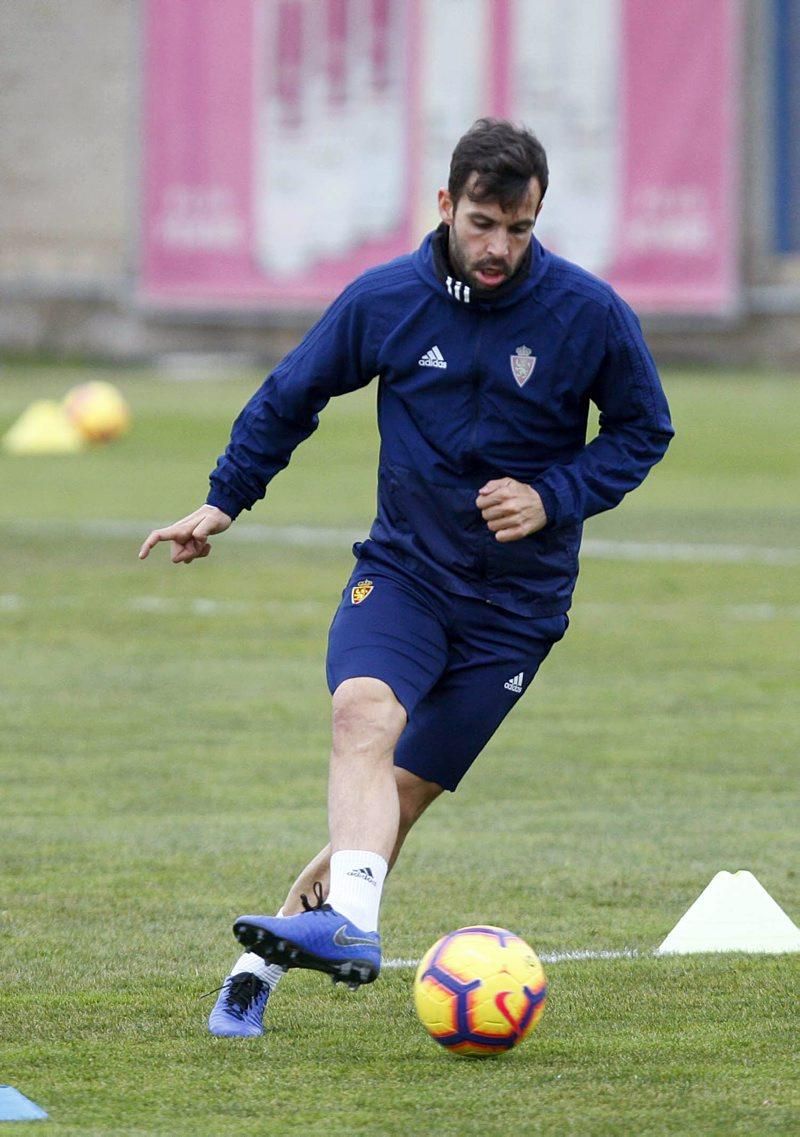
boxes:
[331,677,407,757]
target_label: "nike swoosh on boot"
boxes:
[333,925,379,948]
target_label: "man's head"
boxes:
[438,118,548,291]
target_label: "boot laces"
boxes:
[300,881,332,913]
[201,971,267,1010]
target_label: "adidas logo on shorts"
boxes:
[504,671,524,694]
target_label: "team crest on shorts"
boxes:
[351,579,374,605]
[510,345,536,387]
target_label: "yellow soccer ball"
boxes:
[63,381,131,444]
[414,925,547,1056]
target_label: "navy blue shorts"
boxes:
[326,563,568,792]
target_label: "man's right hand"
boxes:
[138,504,232,564]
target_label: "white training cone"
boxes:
[657,870,800,955]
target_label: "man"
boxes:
[140,119,673,1037]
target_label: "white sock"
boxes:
[325,850,388,932]
[230,908,286,987]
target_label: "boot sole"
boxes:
[233,921,380,989]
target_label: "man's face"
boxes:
[438,173,543,290]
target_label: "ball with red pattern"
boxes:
[413,925,547,1056]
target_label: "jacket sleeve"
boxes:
[531,296,674,529]
[206,281,381,519]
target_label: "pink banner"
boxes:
[139,0,739,314]
[141,0,419,307]
[141,0,256,301]
[610,0,740,312]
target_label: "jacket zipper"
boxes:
[469,310,489,584]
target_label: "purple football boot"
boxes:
[233,885,380,990]
[207,970,273,1037]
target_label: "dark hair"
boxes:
[448,118,549,212]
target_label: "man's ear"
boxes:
[437,188,454,225]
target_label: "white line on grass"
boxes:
[582,538,800,567]
[3,593,799,622]
[385,948,641,970]
[0,594,330,616]
[5,519,800,566]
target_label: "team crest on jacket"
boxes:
[351,579,374,605]
[510,345,536,387]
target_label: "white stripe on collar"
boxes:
[445,275,471,304]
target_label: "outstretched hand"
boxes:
[138,504,232,564]
[475,478,547,542]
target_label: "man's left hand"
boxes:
[475,478,547,542]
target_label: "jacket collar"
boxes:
[421,223,548,308]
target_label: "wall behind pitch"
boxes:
[3,0,800,365]
[0,0,134,291]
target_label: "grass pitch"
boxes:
[0,363,798,1136]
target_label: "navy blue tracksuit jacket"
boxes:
[207,228,674,618]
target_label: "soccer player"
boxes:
[139,118,673,1037]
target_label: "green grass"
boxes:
[1,362,798,1135]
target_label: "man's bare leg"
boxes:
[209,714,443,1034]
[231,679,432,972]
[281,766,444,915]
[326,677,407,858]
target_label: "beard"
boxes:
[447,229,514,291]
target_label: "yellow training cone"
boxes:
[2,400,85,454]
